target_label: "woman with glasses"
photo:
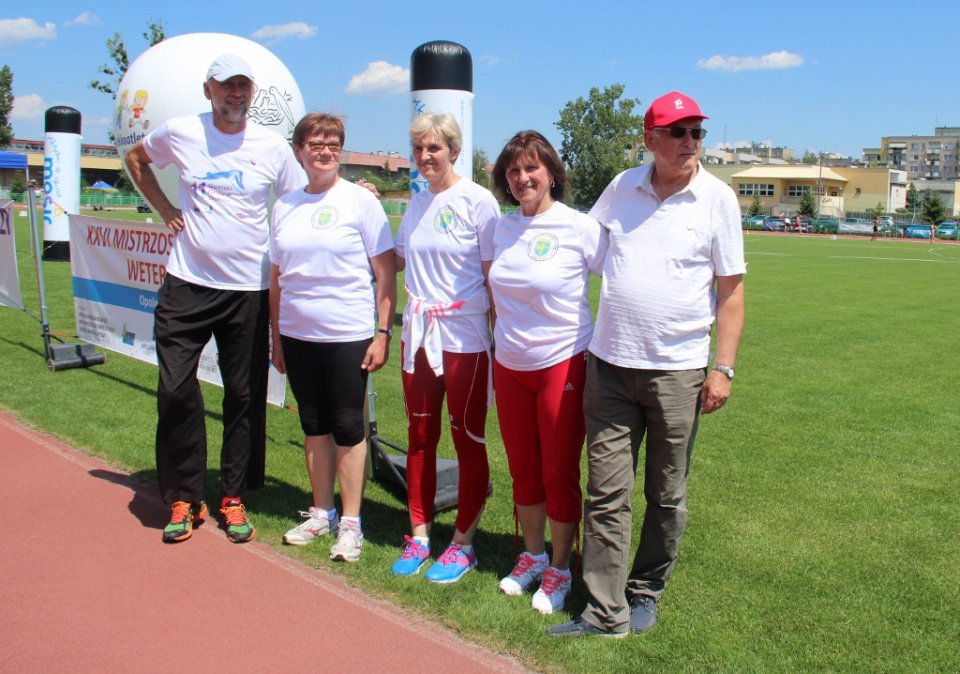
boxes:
[390,112,500,583]
[487,131,607,614]
[269,112,396,562]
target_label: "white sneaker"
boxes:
[283,507,339,546]
[498,551,548,596]
[531,567,572,615]
[330,519,363,562]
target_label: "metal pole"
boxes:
[25,184,53,360]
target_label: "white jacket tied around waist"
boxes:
[401,285,493,406]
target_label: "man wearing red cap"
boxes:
[125,54,307,545]
[549,92,745,637]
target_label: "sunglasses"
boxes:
[655,127,707,140]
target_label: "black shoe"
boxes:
[629,595,658,634]
[546,617,626,639]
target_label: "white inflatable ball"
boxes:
[114,32,305,209]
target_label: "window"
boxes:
[945,155,955,161]
[855,188,862,195]
[911,143,920,149]
[945,143,954,150]
[913,155,919,161]
[910,166,919,173]
[787,185,811,197]
[738,183,775,197]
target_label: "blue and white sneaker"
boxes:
[391,536,431,576]
[424,542,477,584]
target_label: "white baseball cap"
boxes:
[206,54,255,83]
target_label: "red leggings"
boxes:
[494,354,586,524]
[401,347,489,533]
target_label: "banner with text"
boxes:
[0,200,24,311]
[68,214,286,406]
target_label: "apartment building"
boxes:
[878,132,960,180]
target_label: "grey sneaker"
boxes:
[498,551,548,596]
[330,519,363,562]
[629,595,658,634]
[546,617,626,639]
[531,567,572,615]
[283,507,339,546]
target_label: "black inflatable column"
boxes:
[43,106,82,261]
[410,41,473,194]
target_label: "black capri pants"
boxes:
[280,336,370,447]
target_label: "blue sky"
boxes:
[2,1,958,162]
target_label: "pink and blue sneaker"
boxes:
[424,542,477,584]
[391,536,431,576]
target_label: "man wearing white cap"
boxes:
[549,91,745,637]
[126,54,306,545]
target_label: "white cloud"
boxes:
[12,94,46,119]
[696,51,804,73]
[345,61,409,97]
[250,22,316,45]
[63,12,101,27]
[0,18,57,46]
[479,55,500,67]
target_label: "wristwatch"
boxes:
[712,364,735,380]
[378,328,393,338]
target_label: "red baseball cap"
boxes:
[644,91,708,129]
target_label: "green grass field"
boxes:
[2,210,958,672]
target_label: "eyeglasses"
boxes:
[305,141,342,154]
[654,127,707,141]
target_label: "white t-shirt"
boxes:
[489,202,607,371]
[270,179,393,342]
[143,112,306,291]
[588,164,746,370]
[395,178,499,353]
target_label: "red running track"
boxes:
[0,411,527,674]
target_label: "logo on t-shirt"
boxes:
[434,207,460,234]
[527,233,559,261]
[312,206,340,230]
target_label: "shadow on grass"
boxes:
[0,337,46,361]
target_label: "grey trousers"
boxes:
[580,354,704,632]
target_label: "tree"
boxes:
[798,190,817,217]
[0,65,13,148]
[866,201,886,218]
[747,195,765,217]
[905,182,921,214]
[920,188,946,225]
[473,146,489,189]
[556,83,643,208]
[9,174,26,197]
[801,150,818,165]
[90,21,165,97]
